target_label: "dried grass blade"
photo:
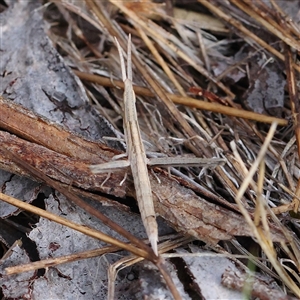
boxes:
[0,192,145,258]
[233,122,300,296]
[6,245,120,275]
[1,146,154,260]
[73,71,288,126]
[198,0,300,73]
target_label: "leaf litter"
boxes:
[0,0,300,299]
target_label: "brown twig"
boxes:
[1,146,155,260]
[5,245,120,275]
[0,90,287,241]
[0,191,149,258]
[73,70,287,126]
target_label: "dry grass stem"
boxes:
[0,192,146,257]
[234,123,300,296]
[5,246,120,275]
[73,70,288,126]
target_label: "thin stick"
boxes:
[6,245,120,275]
[1,146,155,260]
[115,36,159,255]
[0,192,145,258]
[73,71,288,126]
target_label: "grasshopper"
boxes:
[90,36,225,255]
